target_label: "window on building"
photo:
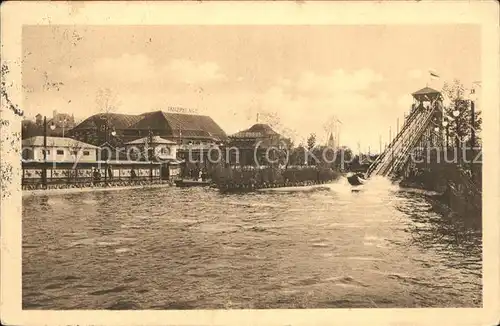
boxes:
[83,151,90,156]
[42,149,50,155]
[57,150,64,155]
[22,148,32,160]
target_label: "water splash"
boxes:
[363,175,400,192]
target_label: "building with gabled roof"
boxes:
[22,136,99,163]
[228,123,285,166]
[69,111,227,147]
[129,111,227,143]
[229,123,282,148]
[124,135,178,161]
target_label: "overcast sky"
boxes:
[22,25,480,152]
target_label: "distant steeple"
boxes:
[327,132,335,148]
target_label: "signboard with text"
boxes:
[164,107,199,114]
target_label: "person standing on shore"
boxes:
[92,168,101,185]
[107,166,113,180]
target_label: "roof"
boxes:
[231,123,280,139]
[129,111,227,141]
[177,143,221,151]
[22,136,99,149]
[411,87,443,101]
[72,111,227,141]
[125,135,177,145]
[412,87,441,96]
[73,113,144,130]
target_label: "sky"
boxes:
[22,25,480,152]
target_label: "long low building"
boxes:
[22,136,99,162]
[68,111,227,147]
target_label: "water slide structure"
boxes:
[367,87,445,179]
[361,87,481,210]
[347,87,445,186]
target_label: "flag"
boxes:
[429,70,440,80]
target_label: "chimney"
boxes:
[53,110,58,119]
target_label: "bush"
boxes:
[212,165,340,190]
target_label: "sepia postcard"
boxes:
[1,1,499,325]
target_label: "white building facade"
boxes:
[125,135,178,161]
[22,136,99,163]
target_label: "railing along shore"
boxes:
[22,177,170,191]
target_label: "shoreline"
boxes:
[256,183,336,193]
[22,183,172,197]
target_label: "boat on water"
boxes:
[174,179,211,187]
[346,172,367,186]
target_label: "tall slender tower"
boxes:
[327,132,335,148]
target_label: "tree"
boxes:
[334,146,353,171]
[95,87,120,114]
[67,88,120,146]
[305,133,318,166]
[257,110,301,145]
[442,79,482,148]
[0,119,15,198]
[69,140,84,162]
[65,140,85,181]
[289,145,307,166]
[306,133,316,151]
[1,63,23,198]
[312,145,330,167]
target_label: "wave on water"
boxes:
[225,201,288,208]
[324,275,369,288]
[81,199,98,205]
[46,197,71,207]
[290,176,399,197]
[256,184,333,194]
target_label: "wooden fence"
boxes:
[21,161,179,190]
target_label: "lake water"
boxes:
[22,177,482,309]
